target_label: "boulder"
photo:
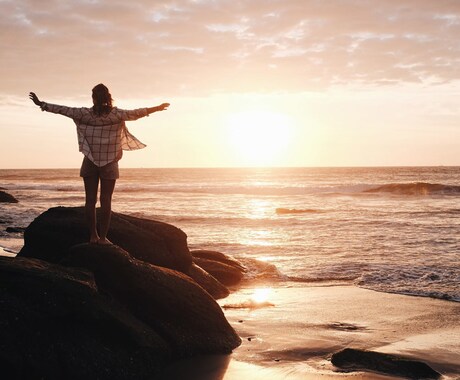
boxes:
[193,256,244,286]
[331,348,441,379]
[187,263,230,299]
[62,243,241,356]
[0,190,18,203]
[0,256,170,380]
[191,249,246,272]
[18,206,192,272]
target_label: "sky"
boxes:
[1,0,460,168]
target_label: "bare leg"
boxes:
[83,176,100,243]
[98,178,116,245]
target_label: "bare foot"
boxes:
[89,236,100,244]
[97,238,112,245]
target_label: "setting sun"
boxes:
[225,110,291,166]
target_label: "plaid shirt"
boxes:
[41,102,149,167]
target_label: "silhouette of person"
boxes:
[29,84,169,244]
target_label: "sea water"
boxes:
[1,166,459,301]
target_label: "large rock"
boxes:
[0,256,170,380]
[191,249,246,272]
[192,256,244,286]
[62,243,241,356]
[187,263,230,299]
[331,348,441,379]
[191,250,246,287]
[0,190,18,203]
[18,206,192,272]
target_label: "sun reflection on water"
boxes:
[250,287,272,304]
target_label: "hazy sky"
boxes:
[1,0,460,168]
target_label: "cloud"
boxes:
[1,0,460,98]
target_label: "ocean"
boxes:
[1,166,459,302]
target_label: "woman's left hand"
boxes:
[158,103,170,111]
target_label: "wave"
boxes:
[364,182,460,196]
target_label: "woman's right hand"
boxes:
[29,92,43,106]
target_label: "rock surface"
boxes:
[191,250,246,287]
[62,243,241,356]
[0,256,170,380]
[5,226,25,233]
[18,206,192,272]
[331,348,441,379]
[187,263,230,299]
[0,190,18,203]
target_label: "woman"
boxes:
[29,84,169,245]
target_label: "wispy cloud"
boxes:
[1,0,460,98]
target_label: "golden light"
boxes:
[251,287,272,304]
[226,110,291,166]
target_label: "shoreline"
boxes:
[215,283,460,379]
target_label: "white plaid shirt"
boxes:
[41,102,149,167]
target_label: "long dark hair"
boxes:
[92,83,113,116]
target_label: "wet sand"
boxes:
[163,284,460,379]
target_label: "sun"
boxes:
[225,110,291,166]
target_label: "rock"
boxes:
[193,256,244,286]
[191,249,246,272]
[5,226,25,233]
[18,206,192,272]
[187,263,230,299]
[331,348,441,379]
[0,256,170,380]
[62,243,241,356]
[0,190,18,203]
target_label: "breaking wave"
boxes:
[364,182,460,196]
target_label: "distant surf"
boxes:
[364,182,460,195]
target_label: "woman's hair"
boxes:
[92,83,113,116]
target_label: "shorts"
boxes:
[80,157,119,180]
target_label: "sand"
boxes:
[162,283,460,379]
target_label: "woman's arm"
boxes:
[147,103,170,114]
[29,91,83,120]
[119,103,170,121]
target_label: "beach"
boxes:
[160,284,460,379]
[1,167,460,378]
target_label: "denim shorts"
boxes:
[80,157,119,180]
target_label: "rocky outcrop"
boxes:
[18,208,247,295]
[0,256,170,380]
[3,208,243,378]
[187,263,230,299]
[18,206,192,272]
[0,190,18,203]
[191,250,246,286]
[62,243,241,356]
[331,348,441,379]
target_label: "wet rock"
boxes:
[331,348,441,379]
[187,263,230,299]
[18,206,192,272]
[193,256,244,286]
[0,190,18,203]
[191,250,246,272]
[62,243,241,356]
[5,226,25,233]
[0,256,170,380]
[191,250,246,287]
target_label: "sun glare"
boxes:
[251,287,272,303]
[226,110,291,166]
